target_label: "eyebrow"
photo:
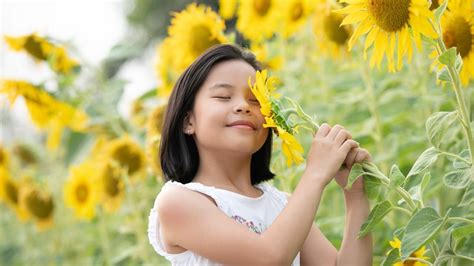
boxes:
[208,83,235,91]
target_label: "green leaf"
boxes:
[434,0,448,24]
[425,111,458,148]
[137,87,158,101]
[453,149,471,169]
[358,200,392,238]
[364,175,382,200]
[452,224,474,241]
[382,248,400,266]
[443,169,472,189]
[345,163,365,190]
[407,147,440,177]
[389,165,406,188]
[437,67,451,82]
[459,182,474,206]
[400,207,447,259]
[438,47,458,66]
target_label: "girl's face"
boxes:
[186,60,269,155]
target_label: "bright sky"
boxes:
[0,0,157,144]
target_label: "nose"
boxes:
[233,99,251,114]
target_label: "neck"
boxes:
[193,150,255,193]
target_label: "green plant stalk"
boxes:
[448,217,474,224]
[435,37,474,174]
[98,208,112,266]
[361,62,388,174]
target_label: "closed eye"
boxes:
[213,96,231,100]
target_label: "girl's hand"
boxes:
[304,123,359,188]
[334,148,372,194]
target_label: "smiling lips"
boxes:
[227,120,257,130]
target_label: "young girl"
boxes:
[148,44,373,265]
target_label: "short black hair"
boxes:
[159,44,275,185]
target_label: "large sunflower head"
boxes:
[167,3,228,73]
[336,0,437,72]
[313,2,352,59]
[236,0,281,43]
[439,0,474,85]
[64,161,99,220]
[19,182,54,231]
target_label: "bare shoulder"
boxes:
[155,184,218,228]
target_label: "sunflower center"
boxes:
[369,0,410,32]
[443,16,473,58]
[430,0,439,10]
[254,0,271,16]
[25,190,54,219]
[6,180,19,204]
[190,25,221,56]
[290,1,303,21]
[75,184,89,202]
[25,36,48,61]
[323,13,350,45]
[104,170,120,197]
[0,150,5,165]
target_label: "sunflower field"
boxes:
[1,0,474,265]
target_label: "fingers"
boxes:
[345,148,359,168]
[334,129,352,146]
[339,139,359,154]
[355,148,372,162]
[326,124,344,140]
[315,123,331,138]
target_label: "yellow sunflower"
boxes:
[0,172,29,222]
[248,70,304,166]
[0,145,10,170]
[277,127,305,167]
[4,33,78,75]
[313,2,353,59]
[280,0,314,38]
[167,3,228,73]
[236,0,281,43]
[248,69,279,117]
[146,103,167,178]
[12,143,37,167]
[97,162,125,213]
[0,80,88,150]
[438,0,474,85]
[219,0,238,20]
[389,236,430,266]
[19,182,54,231]
[64,161,99,220]
[336,0,437,72]
[106,135,147,183]
[154,38,178,98]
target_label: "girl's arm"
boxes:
[157,172,329,265]
[336,190,372,265]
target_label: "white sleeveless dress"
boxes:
[147,180,301,265]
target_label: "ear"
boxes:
[183,111,195,135]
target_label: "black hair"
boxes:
[159,44,275,185]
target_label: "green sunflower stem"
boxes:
[98,208,112,266]
[435,36,474,176]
